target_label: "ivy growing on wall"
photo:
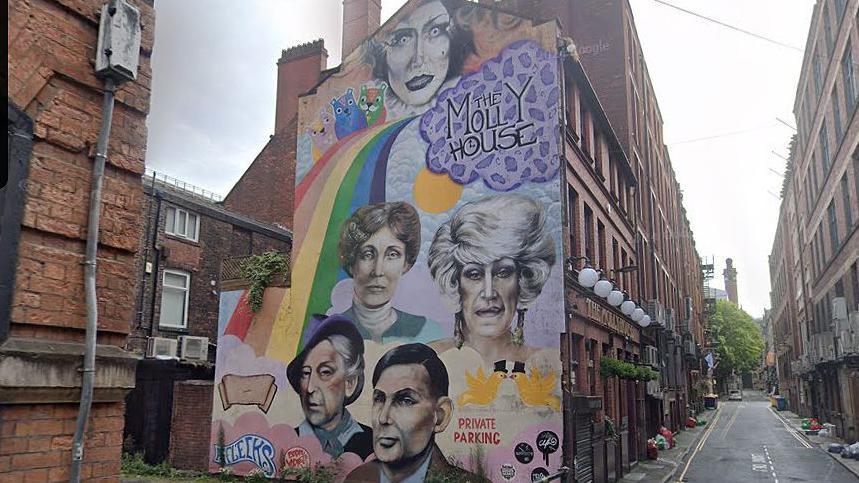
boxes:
[240,251,288,312]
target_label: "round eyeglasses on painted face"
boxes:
[384,16,451,51]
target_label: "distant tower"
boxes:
[723,258,739,305]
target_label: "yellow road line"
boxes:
[676,405,724,482]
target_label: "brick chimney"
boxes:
[342,0,381,60]
[275,39,328,133]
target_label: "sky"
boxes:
[145,0,815,318]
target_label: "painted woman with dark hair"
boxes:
[338,201,444,344]
[366,0,474,117]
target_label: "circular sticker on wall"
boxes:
[531,467,550,481]
[515,442,535,464]
[284,447,310,468]
[536,430,559,466]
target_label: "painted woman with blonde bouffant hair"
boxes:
[426,193,556,367]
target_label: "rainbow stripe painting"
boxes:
[267,118,414,360]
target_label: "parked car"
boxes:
[728,389,743,401]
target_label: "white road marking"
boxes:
[763,444,778,483]
[769,407,812,448]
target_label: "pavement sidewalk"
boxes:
[619,408,716,483]
[769,406,859,479]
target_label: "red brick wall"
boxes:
[6,0,155,481]
[0,402,125,483]
[223,126,297,230]
[167,381,214,471]
[8,0,154,339]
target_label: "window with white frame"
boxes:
[159,269,190,329]
[164,206,199,241]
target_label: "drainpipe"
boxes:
[71,74,116,483]
[71,1,140,481]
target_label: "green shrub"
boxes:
[280,461,337,483]
[121,453,182,478]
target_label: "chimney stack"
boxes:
[723,258,739,306]
[275,39,328,133]
[342,0,381,60]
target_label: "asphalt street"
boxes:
[677,391,857,483]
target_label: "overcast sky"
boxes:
[145,0,814,318]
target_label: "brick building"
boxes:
[220,1,705,482]
[541,0,707,440]
[770,0,859,443]
[3,0,155,481]
[122,171,290,469]
[560,56,644,481]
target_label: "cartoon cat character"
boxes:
[359,83,387,126]
[306,106,335,161]
[331,88,367,140]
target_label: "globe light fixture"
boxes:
[631,308,644,322]
[639,315,651,328]
[620,300,636,315]
[607,288,624,306]
[594,278,613,298]
[578,265,599,288]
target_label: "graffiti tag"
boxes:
[213,434,276,477]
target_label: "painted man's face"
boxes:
[459,258,520,339]
[371,364,451,464]
[352,225,409,309]
[299,340,356,430]
[384,0,451,106]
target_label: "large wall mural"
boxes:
[212,1,564,481]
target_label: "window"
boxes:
[828,200,840,252]
[842,175,853,227]
[814,54,824,96]
[165,206,200,241]
[855,148,859,208]
[832,88,843,142]
[820,125,831,175]
[584,204,594,262]
[598,221,607,269]
[568,186,579,254]
[160,269,190,328]
[836,0,847,19]
[824,5,834,54]
[843,44,857,113]
[853,262,859,312]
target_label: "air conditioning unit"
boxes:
[645,300,666,328]
[666,308,676,333]
[642,345,659,368]
[146,337,178,359]
[179,336,209,361]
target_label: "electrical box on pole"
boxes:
[95,0,141,82]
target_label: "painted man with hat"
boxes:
[287,314,373,459]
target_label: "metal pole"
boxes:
[70,75,116,483]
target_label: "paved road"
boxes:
[678,390,857,482]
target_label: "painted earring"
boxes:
[454,311,465,349]
[513,308,526,346]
